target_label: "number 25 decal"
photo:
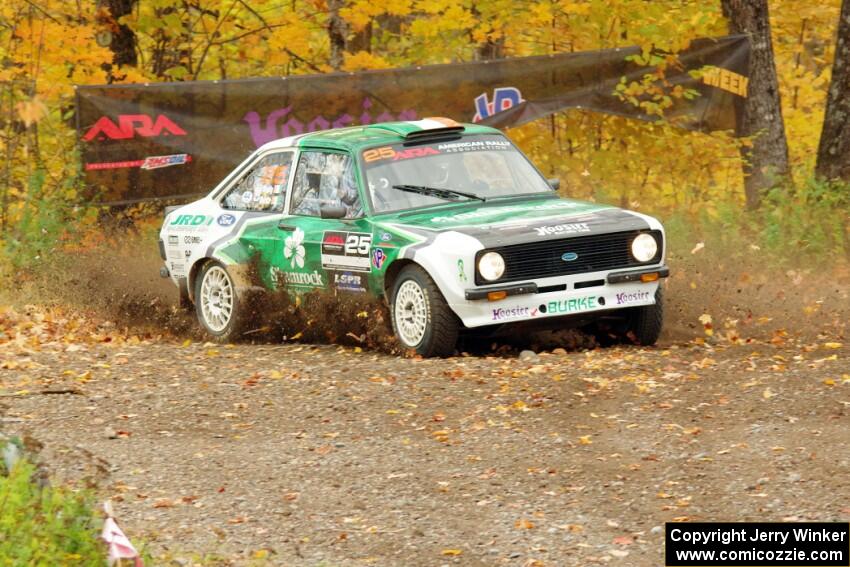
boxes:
[345,234,372,255]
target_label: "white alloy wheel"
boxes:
[199,265,234,332]
[394,279,429,347]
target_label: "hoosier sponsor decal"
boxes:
[533,222,591,236]
[616,290,651,305]
[491,306,538,321]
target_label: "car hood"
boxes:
[380,197,653,248]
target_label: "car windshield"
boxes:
[361,134,554,213]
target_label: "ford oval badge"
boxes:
[561,252,579,262]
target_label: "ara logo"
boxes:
[82,114,187,142]
[472,87,525,122]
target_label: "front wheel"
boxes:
[390,265,459,357]
[194,261,248,342]
[624,287,664,345]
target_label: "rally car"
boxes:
[158,118,668,356]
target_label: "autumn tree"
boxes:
[816,0,850,181]
[721,0,790,209]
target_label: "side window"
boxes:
[222,152,293,212]
[290,151,363,219]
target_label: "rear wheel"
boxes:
[624,287,664,345]
[391,265,459,357]
[195,262,248,342]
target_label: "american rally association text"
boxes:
[669,527,848,546]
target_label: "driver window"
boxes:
[222,152,293,212]
[290,151,363,219]
[462,152,513,192]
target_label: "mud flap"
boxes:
[177,277,192,310]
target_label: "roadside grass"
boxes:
[0,457,103,565]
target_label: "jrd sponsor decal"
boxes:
[170,214,213,227]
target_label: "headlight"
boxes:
[478,252,505,281]
[631,233,658,262]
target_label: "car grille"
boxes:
[476,230,662,285]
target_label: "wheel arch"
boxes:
[383,258,419,300]
[187,257,215,302]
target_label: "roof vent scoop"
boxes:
[404,117,465,141]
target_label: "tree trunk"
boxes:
[327,0,347,71]
[104,0,138,68]
[722,0,790,209]
[816,0,850,181]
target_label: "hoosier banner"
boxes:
[75,34,749,204]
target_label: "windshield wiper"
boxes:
[392,184,486,202]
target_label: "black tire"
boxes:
[624,287,664,345]
[194,261,249,342]
[390,264,459,357]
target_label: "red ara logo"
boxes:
[82,115,187,141]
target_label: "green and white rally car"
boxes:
[158,118,668,356]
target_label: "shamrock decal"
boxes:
[284,227,306,268]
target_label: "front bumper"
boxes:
[453,265,667,328]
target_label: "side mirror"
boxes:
[547,178,561,191]
[320,204,347,219]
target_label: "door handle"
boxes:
[278,222,296,231]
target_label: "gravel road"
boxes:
[2,331,848,566]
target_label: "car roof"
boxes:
[256,118,501,153]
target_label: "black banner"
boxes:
[666,522,850,566]
[75,35,749,205]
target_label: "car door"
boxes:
[213,149,297,289]
[281,149,372,294]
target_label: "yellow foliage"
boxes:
[0,0,845,268]
[343,51,393,71]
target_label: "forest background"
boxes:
[0,0,848,278]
